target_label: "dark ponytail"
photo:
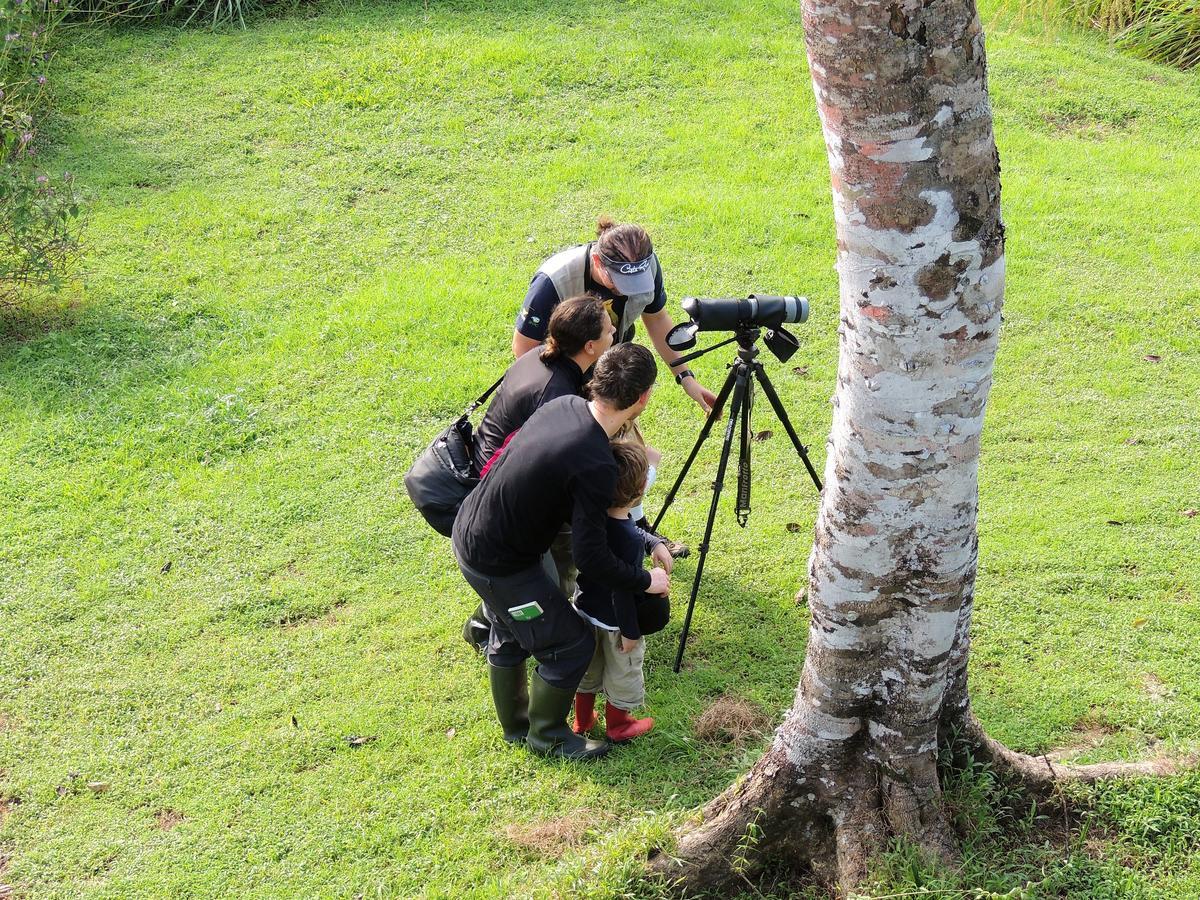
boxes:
[539,295,608,363]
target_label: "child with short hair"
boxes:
[571,441,671,742]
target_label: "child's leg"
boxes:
[571,627,605,734]
[601,636,654,742]
[601,637,646,711]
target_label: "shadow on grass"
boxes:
[0,291,233,417]
[426,557,805,803]
[0,290,84,344]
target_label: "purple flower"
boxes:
[20,131,32,143]
[37,75,47,85]
[36,174,48,185]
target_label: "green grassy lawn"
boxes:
[1,0,1198,896]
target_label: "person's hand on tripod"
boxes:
[647,566,670,595]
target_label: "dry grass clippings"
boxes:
[154,809,185,830]
[503,811,608,858]
[693,694,772,745]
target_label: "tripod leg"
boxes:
[650,363,740,534]
[736,371,753,526]
[673,366,749,673]
[753,364,823,492]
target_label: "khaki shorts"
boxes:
[576,625,645,711]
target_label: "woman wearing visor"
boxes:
[511,216,717,417]
[511,217,717,557]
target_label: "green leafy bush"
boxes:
[1084,0,1200,68]
[1,0,82,303]
[0,155,82,299]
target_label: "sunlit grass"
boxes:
[0,0,1198,896]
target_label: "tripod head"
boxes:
[666,321,801,369]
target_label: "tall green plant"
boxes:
[1101,0,1200,68]
[1,0,82,303]
[70,0,265,27]
[1039,0,1200,68]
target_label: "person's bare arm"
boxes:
[641,308,717,415]
[511,331,540,359]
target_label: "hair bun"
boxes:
[539,335,560,362]
[595,214,618,236]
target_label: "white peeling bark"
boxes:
[652,2,1193,892]
[771,0,1005,870]
[650,0,1008,891]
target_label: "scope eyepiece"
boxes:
[681,294,809,332]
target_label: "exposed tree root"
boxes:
[646,712,1197,898]
[955,707,1198,792]
[830,769,883,892]
[879,756,959,870]
[647,749,828,893]
[646,742,955,896]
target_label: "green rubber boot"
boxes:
[526,670,610,761]
[488,661,529,743]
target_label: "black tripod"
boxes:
[652,327,823,672]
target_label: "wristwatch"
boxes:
[674,368,695,385]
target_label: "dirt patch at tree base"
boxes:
[1046,712,1120,761]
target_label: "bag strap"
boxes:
[457,374,505,424]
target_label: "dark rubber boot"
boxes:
[572,692,597,735]
[605,701,654,743]
[526,672,609,761]
[488,661,529,743]
[463,603,490,655]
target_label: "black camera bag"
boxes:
[403,375,503,537]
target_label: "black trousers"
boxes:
[455,549,595,691]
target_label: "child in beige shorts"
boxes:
[571,442,672,743]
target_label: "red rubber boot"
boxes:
[605,701,654,743]
[572,692,597,735]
